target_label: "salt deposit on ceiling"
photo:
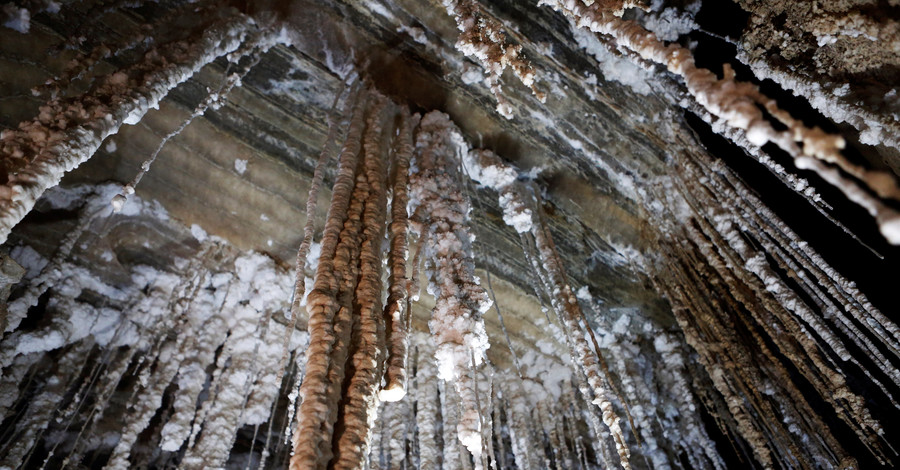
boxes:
[1,0,899,469]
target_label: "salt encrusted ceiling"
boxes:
[1,0,899,469]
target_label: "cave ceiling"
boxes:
[1,0,899,469]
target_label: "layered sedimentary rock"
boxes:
[1,0,899,469]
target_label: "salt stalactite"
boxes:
[291,91,369,469]
[0,9,262,244]
[290,90,410,469]
[735,23,900,151]
[504,385,536,470]
[711,166,900,354]
[460,145,630,469]
[275,79,358,440]
[471,358,496,470]
[539,403,566,470]
[103,257,217,470]
[0,342,92,467]
[539,0,900,244]
[652,332,725,470]
[111,39,268,212]
[604,339,669,470]
[639,128,900,466]
[285,77,356,336]
[440,0,546,118]
[332,94,393,469]
[696,159,900,395]
[157,281,231,453]
[569,349,615,470]
[380,108,416,402]
[409,111,493,467]
[2,186,107,335]
[440,380,465,470]
[492,393,509,470]
[670,152,890,461]
[182,255,292,469]
[414,343,441,469]
[0,184,299,468]
[366,401,386,470]
[654,258,778,467]
[683,163,883,414]
[685,102,827,209]
[381,399,408,468]
[560,382,593,470]
[579,284,727,470]
[683,101,885,257]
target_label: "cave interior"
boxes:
[1,0,900,469]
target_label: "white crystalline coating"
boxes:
[651,132,900,466]
[377,385,405,403]
[2,5,30,33]
[9,244,47,279]
[0,184,301,469]
[541,0,900,245]
[737,51,900,152]
[414,341,441,469]
[441,0,546,118]
[461,147,534,233]
[0,12,259,245]
[397,25,427,44]
[569,24,653,95]
[190,224,208,242]
[234,158,248,174]
[410,111,492,468]
[639,0,699,42]
[461,62,485,85]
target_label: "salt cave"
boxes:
[1,0,900,468]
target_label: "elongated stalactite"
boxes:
[290,91,370,469]
[289,89,419,469]
[539,0,900,244]
[408,111,493,468]
[460,139,631,469]
[0,8,263,244]
[380,109,416,402]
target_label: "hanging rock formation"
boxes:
[1,0,900,469]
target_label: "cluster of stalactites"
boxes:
[440,0,546,118]
[0,185,301,470]
[365,339,616,470]
[0,4,275,245]
[447,117,645,469]
[538,0,900,244]
[407,111,494,468]
[289,88,416,470]
[649,143,900,467]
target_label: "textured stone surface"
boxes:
[2,0,899,468]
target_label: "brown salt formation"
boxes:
[408,111,493,467]
[290,89,416,469]
[290,90,369,469]
[0,9,261,244]
[642,136,900,466]
[539,0,900,244]
[380,109,416,402]
[332,94,392,469]
[441,0,545,118]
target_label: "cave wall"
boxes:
[1,0,899,468]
